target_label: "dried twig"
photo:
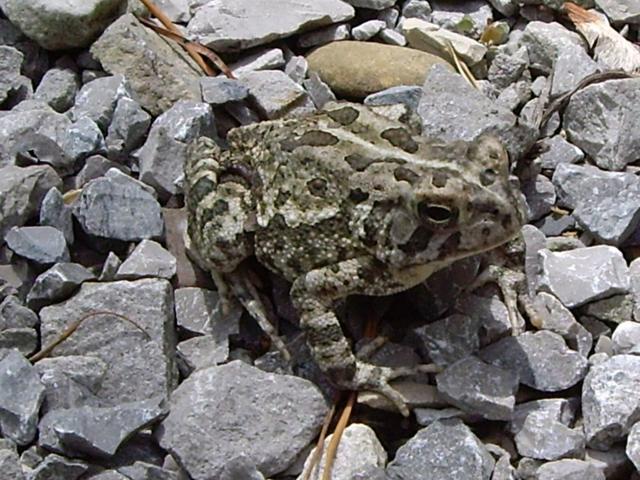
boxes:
[322,393,355,480]
[539,70,636,127]
[28,311,150,363]
[564,2,640,72]
[302,403,336,480]
[138,18,235,79]
[138,0,213,75]
[446,41,478,90]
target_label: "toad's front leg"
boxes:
[290,257,433,417]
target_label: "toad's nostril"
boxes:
[480,168,497,186]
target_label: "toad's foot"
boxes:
[468,264,526,335]
[341,361,441,417]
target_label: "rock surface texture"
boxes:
[2,1,640,478]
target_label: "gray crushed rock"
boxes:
[364,85,423,112]
[60,117,106,164]
[564,77,640,171]
[157,360,327,480]
[105,97,151,160]
[611,321,640,354]
[418,64,536,160]
[239,70,312,119]
[514,412,585,461]
[26,263,95,310]
[386,419,494,480]
[532,292,592,357]
[302,72,336,109]
[429,0,493,39]
[72,169,164,242]
[479,331,588,391]
[535,459,605,480]
[115,240,177,281]
[0,449,24,480]
[91,14,202,116]
[509,398,577,435]
[550,46,600,98]
[553,163,640,245]
[188,0,354,51]
[26,453,88,480]
[200,77,249,106]
[70,75,133,132]
[39,279,177,405]
[0,296,38,330]
[582,354,640,449]
[0,0,121,50]
[297,23,351,48]
[594,0,640,26]
[518,21,586,73]
[137,100,215,197]
[229,48,286,75]
[436,356,519,420]
[627,422,640,471]
[38,397,166,458]
[33,68,79,113]
[0,350,45,445]
[1,104,70,170]
[582,294,634,325]
[39,187,73,245]
[296,423,386,480]
[538,246,630,308]
[34,355,106,413]
[412,313,480,366]
[5,226,69,265]
[352,20,386,41]
[537,135,584,170]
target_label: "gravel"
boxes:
[2,2,640,477]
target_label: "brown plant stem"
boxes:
[322,392,355,480]
[28,311,149,363]
[138,18,235,78]
[137,0,215,76]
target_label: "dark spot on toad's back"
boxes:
[381,128,418,153]
[394,166,420,185]
[327,106,360,125]
[299,130,340,147]
[345,153,375,171]
[279,131,339,151]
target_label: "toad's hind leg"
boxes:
[291,257,439,417]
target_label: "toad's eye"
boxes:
[418,202,457,224]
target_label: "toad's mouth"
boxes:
[399,218,522,266]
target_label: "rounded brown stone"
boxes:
[306,40,452,99]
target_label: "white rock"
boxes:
[402,18,487,65]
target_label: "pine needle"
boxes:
[138,0,212,75]
[446,41,478,90]
[322,392,355,480]
[302,403,336,480]
[138,18,235,79]
[28,311,150,363]
[564,2,640,73]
